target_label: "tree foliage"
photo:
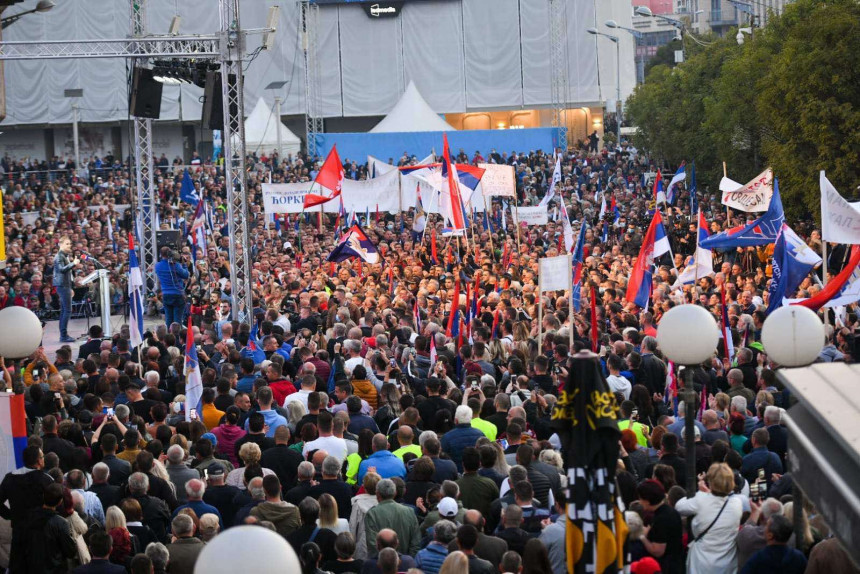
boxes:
[626,0,860,220]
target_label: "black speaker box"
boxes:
[129,67,163,119]
[201,71,238,130]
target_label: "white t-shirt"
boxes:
[284,388,313,412]
[302,435,348,463]
[606,374,632,400]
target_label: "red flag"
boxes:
[431,230,438,264]
[375,204,380,225]
[303,145,345,208]
[793,245,860,312]
[329,262,336,276]
[295,251,303,270]
[590,284,599,352]
[446,276,461,337]
[388,266,394,296]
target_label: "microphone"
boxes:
[80,252,105,268]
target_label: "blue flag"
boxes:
[180,170,200,205]
[766,224,822,315]
[689,162,698,215]
[701,178,784,249]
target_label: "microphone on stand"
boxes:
[80,252,106,269]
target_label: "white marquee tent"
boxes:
[369,81,456,133]
[240,97,301,157]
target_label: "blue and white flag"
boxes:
[184,318,204,422]
[539,153,562,207]
[180,170,200,205]
[127,233,145,350]
[666,162,686,205]
[766,224,822,314]
[701,179,785,249]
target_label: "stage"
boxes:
[39,314,163,359]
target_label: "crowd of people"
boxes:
[0,134,858,574]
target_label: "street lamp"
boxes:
[657,304,720,496]
[1,0,55,29]
[634,5,687,61]
[605,19,644,84]
[761,306,825,367]
[265,80,287,161]
[587,27,621,143]
[64,88,84,175]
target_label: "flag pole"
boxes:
[513,197,522,254]
[822,241,829,326]
[723,161,730,224]
[568,253,574,351]
[482,193,496,261]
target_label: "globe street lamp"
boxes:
[634,5,687,61]
[761,306,825,367]
[657,304,720,495]
[586,27,622,143]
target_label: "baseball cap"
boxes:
[437,497,458,518]
[207,463,225,477]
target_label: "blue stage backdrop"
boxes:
[313,128,560,163]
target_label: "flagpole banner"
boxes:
[263,171,401,215]
[539,254,571,292]
[720,167,773,212]
[262,183,336,214]
[514,205,549,227]
[820,171,860,243]
[477,163,516,197]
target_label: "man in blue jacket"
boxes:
[357,433,406,483]
[154,246,189,326]
[440,406,485,472]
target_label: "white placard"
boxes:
[821,171,860,244]
[539,254,571,292]
[478,163,516,197]
[514,205,548,226]
[262,170,402,215]
[720,168,773,213]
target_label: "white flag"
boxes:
[720,167,774,212]
[821,170,860,243]
[560,195,574,253]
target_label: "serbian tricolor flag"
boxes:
[653,170,666,205]
[0,393,28,468]
[625,211,671,308]
[303,145,345,209]
[327,225,381,265]
[441,134,467,231]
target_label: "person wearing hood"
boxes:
[210,407,247,467]
[250,474,300,539]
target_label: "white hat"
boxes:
[437,497,458,518]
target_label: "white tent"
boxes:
[241,97,302,157]
[369,81,456,133]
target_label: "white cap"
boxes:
[437,497,458,518]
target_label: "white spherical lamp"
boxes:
[761,305,825,367]
[657,304,720,365]
[194,525,300,574]
[0,307,43,359]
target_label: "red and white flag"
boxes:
[303,145,345,209]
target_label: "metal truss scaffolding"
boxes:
[301,1,323,158]
[0,0,263,324]
[549,0,570,151]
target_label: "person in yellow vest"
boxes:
[392,426,422,460]
[346,428,375,485]
[467,397,497,442]
[617,399,650,448]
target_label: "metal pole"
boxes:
[615,39,621,143]
[684,376,697,497]
[274,95,283,162]
[72,103,80,176]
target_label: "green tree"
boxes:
[626,0,860,220]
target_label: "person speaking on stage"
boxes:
[154,246,189,327]
[53,236,80,343]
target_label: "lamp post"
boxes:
[0,0,55,29]
[265,80,287,163]
[634,5,686,62]
[605,19,644,85]
[64,88,84,176]
[657,304,720,496]
[586,27,621,143]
